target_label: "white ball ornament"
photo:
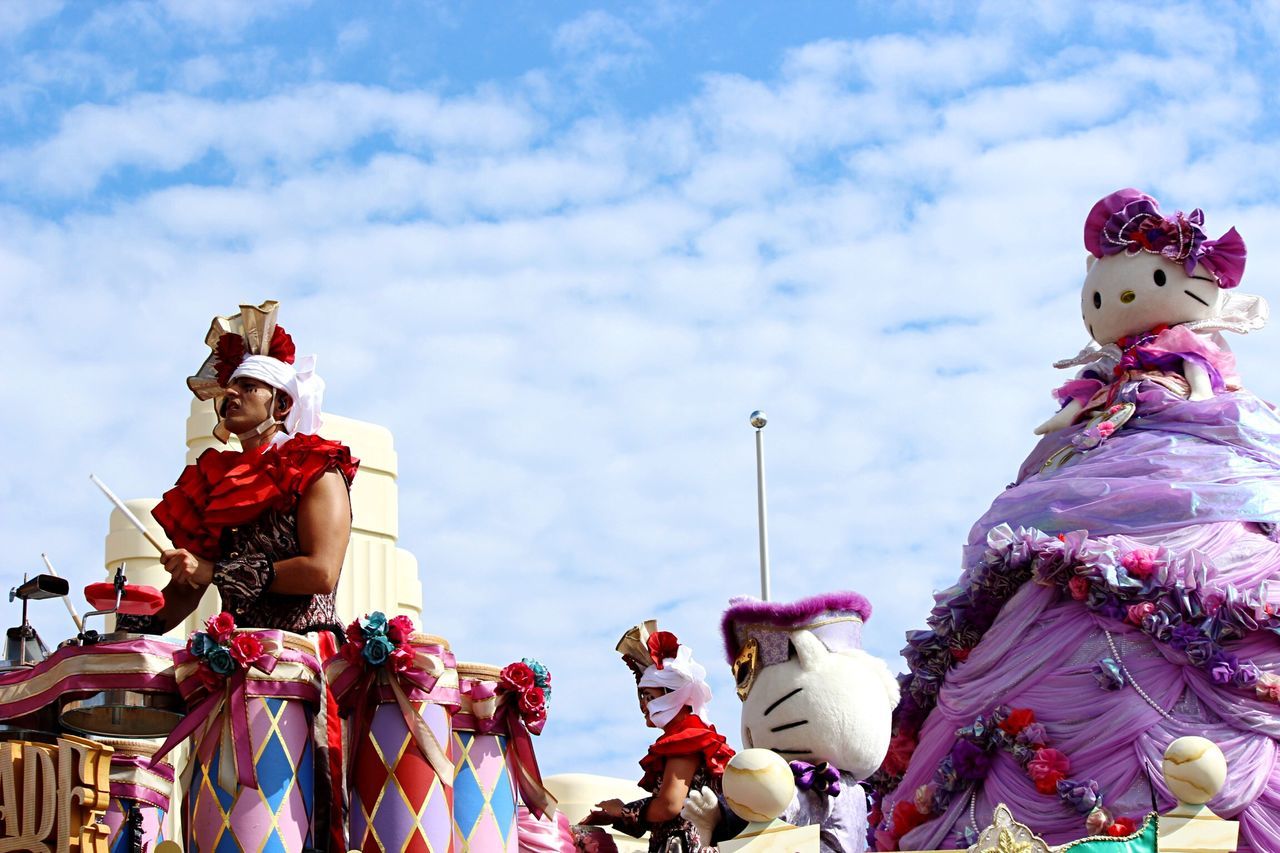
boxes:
[1162,736,1227,805]
[722,748,796,822]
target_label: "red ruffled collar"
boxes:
[152,433,359,559]
[638,713,734,791]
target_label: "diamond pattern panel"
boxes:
[105,798,165,853]
[351,700,454,852]
[187,695,315,852]
[451,730,518,852]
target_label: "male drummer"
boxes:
[117,303,357,637]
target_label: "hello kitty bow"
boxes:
[1084,188,1247,289]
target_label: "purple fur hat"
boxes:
[721,591,872,666]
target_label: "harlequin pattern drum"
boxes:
[452,662,518,852]
[186,695,315,852]
[92,735,175,853]
[350,698,455,852]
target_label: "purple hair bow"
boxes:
[1083,188,1247,288]
[790,760,842,797]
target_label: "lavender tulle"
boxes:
[895,381,1280,851]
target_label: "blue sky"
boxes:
[4,0,1280,779]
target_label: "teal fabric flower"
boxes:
[188,632,218,659]
[361,611,389,639]
[363,634,395,666]
[206,646,236,676]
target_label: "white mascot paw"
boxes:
[681,785,720,846]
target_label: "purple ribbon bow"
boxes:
[790,760,841,797]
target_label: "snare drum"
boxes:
[55,633,184,738]
[0,632,178,737]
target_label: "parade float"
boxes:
[0,183,1275,853]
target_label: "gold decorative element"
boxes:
[969,804,1052,853]
[186,300,282,442]
[615,620,659,682]
[733,637,761,701]
[0,735,113,852]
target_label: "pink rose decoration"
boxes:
[387,614,415,644]
[501,662,537,692]
[388,644,414,673]
[229,633,263,665]
[205,612,235,643]
[1028,747,1071,794]
[1121,548,1160,580]
[1096,422,1116,438]
[1067,575,1090,601]
[519,685,547,715]
[1126,602,1156,625]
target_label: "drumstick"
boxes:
[40,553,84,633]
[89,473,168,554]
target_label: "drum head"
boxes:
[60,690,182,738]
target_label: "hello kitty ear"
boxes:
[791,630,827,672]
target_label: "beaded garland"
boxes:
[867,522,1280,849]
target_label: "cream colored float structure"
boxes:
[102,398,424,635]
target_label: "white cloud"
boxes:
[4,4,1280,781]
[0,0,61,40]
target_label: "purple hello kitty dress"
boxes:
[871,324,1280,852]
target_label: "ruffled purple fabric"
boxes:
[891,380,1280,851]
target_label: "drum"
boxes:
[0,633,179,737]
[328,632,460,853]
[166,629,323,853]
[453,662,519,852]
[92,735,175,853]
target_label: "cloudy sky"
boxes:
[4,0,1280,779]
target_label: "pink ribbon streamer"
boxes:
[150,630,319,791]
[328,644,460,792]
[460,681,557,819]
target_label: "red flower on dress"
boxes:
[1028,747,1071,794]
[998,707,1035,735]
[205,612,236,643]
[881,730,917,776]
[1107,816,1137,837]
[890,799,928,835]
[229,633,264,665]
[647,631,679,669]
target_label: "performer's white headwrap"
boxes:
[638,644,713,728]
[229,353,325,441]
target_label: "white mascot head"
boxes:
[722,592,899,782]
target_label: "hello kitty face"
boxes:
[738,629,898,780]
[1081,251,1221,346]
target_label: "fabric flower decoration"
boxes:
[206,646,236,676]
[949,739,991,781]
[1107,816,1138,837]
[1057,778,1101,814]
[188,632,219,659]
[501,661,537,692]
[229,633,264,666]
[387,614,415,644]
[1027,748,1070,795]
[205,612,235,644]
[360,611,389,639]
[647,630,679,669]
[362,634,395,666]
[997,707,1035,735]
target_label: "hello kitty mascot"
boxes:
[872,189,1280,852]
[686,592,898,852]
